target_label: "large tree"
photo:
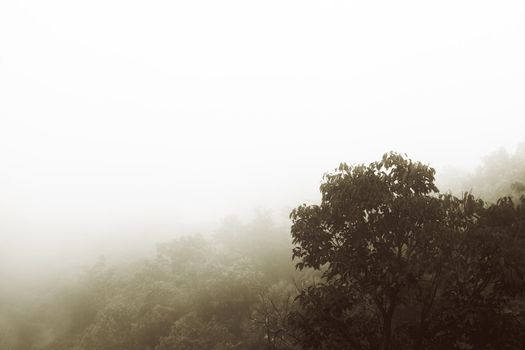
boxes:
[289,152,525,350]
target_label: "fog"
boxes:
[1,0,525,296]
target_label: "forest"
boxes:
[1,146,525,350]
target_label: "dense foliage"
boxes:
[289,152,525,350]
[1,151,524,350]
[0,215,302,350]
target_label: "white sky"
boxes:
[1,1,525,278]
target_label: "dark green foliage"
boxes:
[289,152,525,350]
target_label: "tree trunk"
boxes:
[381,307,394,350]
[414,322,425,350]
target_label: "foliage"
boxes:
[289,152,525,350]
[464,143,525,203]
[0,216,299,350]
[2,150,525,350]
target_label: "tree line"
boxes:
[1,151,524,350]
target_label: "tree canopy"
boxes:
[290,152,525,350]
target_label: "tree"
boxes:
[463,143,525,203]
[155,312,236,350]
[289,152,525,350]
[251,281,299,350]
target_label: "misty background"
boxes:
[1,1,525,294]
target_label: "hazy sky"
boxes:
[1,1,525,274]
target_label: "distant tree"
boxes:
[251,281,299,350]
[0,216,311,350]
[465,143,525,202]
[214,211,296,282]
[289,152,525,350]
[155,312,236,350]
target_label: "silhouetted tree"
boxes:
[289,153,525,350]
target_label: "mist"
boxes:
[1,1,525,349]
